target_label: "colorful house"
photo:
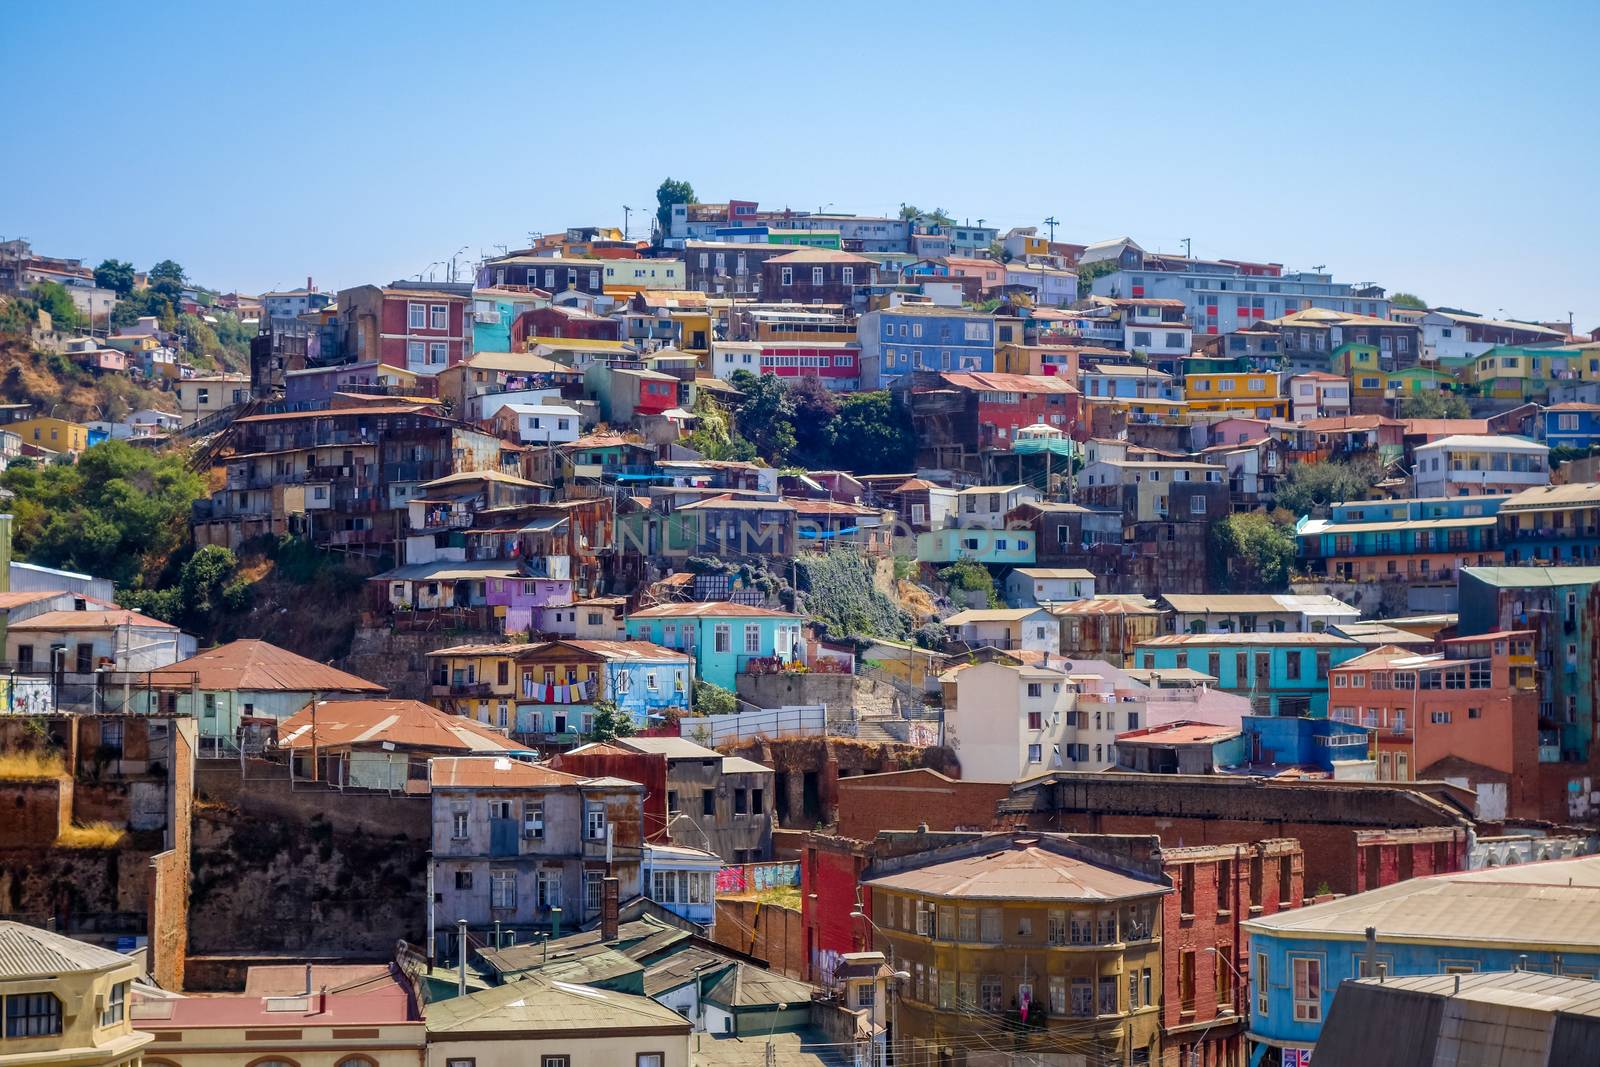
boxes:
[624,601,805,690]
[1499,482,1600,565]
[1467,344,1583,401]
[1243,857,1600,1058]
[429,638,691,741]
[1332,342,1384,399]
[915,527,1037,566]
[1182,371,1286,418]
[1133,632,1364,717]
[7,417,89,454]
[1296,495,1507,584]
[1544,402,1600,450]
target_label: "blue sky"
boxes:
[5,1,1597,328]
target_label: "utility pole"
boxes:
[623,205,633,241]
[1182,237,1192,259]
[1043,216,1059,243]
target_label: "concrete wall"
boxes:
[735,671,855,713]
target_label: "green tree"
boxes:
[1076,260,1119,298]
[1210,512,1296,592]
[31,282,83,330]
[149,260,186,285]
[729,370,796,463]
[93,259,136,296]
[1398,391,1470,419]
[2,440,207,588]
[684,392,756,461]
[1389,292,1427,309]
[178,545,239,619]
[586,699,637,743]
[823,391,915,473]
[654,178,695,240]
[786,376,839,465]
[1275,456,1385,518]
[692,678,737,716]
[938,558,999,608]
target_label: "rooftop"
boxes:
[628,601,801,620]
[9,608,177,632]
[425,974,690,1036]
[430,756,590,790]
[1244,855,1600,950]
[0,922,134,978]
[149,639,385,694]
[278,699,526,755]
[865,840,1167,902]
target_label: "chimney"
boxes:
[307,275,314,292]
[304,963,313,996]
[601,876,620,942]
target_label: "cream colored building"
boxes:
[425,974,692,1067]
[0,921,151,1066]
[174,375,250,422]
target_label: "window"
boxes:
[408,303,426,329]
[5,995,61,1039]
[585,804,607,840]
[99,980,128,1026]
[490,870,516,909]
[702,788,716,816]
[1257,952,1270,1014]
[744,623,761,654]
[841,266,854,285]
[1049,975,1067,1015]
[452,809,469,839]
[585,871,604,914]
[430,304,448,329]
[537,869,561,910]
[1292,956,1323,1022]
[407,340,425,366]
[781,267,793,286]
[430,342,448,365]
[454,870,473,890]
[980,908,1002,943]
[523,801,544,839]
[1070,977,1093,1017]
[980,975,1003,1013]
[541,1058,570,1067]
[714,624,731,652]
[812,266,825,286]
[637,1056,665,1067]
[450,1061,479,1067]
[1047,909,1067,945]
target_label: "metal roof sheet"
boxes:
[865,842,1167,902]
[150,639,386,694]
[0,922,134,978]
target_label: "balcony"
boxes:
[434,681,494,698]
[1539,745,1563,763]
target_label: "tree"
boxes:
[938,558,999,609]
[823,391,915,474]
[178,545,239,620]
[692,678,738,716]
[94,259,136,296]
[1275,456,1385,518]
[148,260,185,285]
[786,376,839,465]
[728,370,796,463]
[1398,391,1470,419]
[898,204,953,227]
[1076,259,1119,298]
[1389,292,1427,309]
[654,178,695,241]
[586,699,637,743]
[1210,512,1296,592]
[30,282,83,330]
[683,392,756,461]
[2,440,207,588]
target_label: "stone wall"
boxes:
[341,627,492,700]
[196,758,431,844]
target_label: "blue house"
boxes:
[1544,402,1600,449]
[915,528,1036,566]
[624,601,805,690]
[1133,633,1364,718]
[1240,715,1371,773]
[1243,855,1600,1060]
[858,306,1020,387]
[471,287,548,354]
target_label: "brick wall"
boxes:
[835,769,1010,841]
[712,898,804,980]
[0,779,70,846]
[196,758,431,843]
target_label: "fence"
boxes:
[678,705,829,746]
[715,861,800,896]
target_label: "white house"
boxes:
[1004,568,1096,607]
[1287,372,1351,422]
[1412,434,1550,498]
[942,607,1059,655]
[494,403,583,445]
[5,606,193,675]
[953,484,1042,529]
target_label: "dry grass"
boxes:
[0,751,66,780]
[724,884,802,911]
[56,822,127,849]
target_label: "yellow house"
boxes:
[9,416,90,452]
[0,922,151,1066]
[671,309,713,359]
[1183,372,1287,417]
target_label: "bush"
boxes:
[693,679,738,716]
[938,558,999,608]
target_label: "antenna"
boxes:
[1312,264,1326,273]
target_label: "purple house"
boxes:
[283,360,428,409]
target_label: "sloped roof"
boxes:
[425,973,690,1035]
[149,640,385,694]
[9,608,176,632]
[865,841,1167,902]
[628,601,801,620]
[0,922,134,978]
[430,756,589,789]
[278,700,524,755]
[704,962,815,1008]
[766,248,874,265]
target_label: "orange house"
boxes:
[1327,632,1540,819]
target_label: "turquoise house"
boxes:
[1133,633,1363,717]
[471,288,546,354]
[1243,856,1600,1060]
[915,528,1036,566]
[624,601,805,690]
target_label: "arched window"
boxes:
[245,1059,300,1067]
[336,1058,377,1067]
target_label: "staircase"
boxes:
[852,719,901,744]
[183,398,266,470]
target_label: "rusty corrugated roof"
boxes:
[150,639,385,693]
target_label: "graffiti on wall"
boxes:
[715,861,800,895]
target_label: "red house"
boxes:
[338,283,471,374]
[939,370,1083,445]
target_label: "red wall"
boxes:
[801,840,871,983]
[377,295,467,369]
[548,749,669,842]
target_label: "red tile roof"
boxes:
[149,639,385,694]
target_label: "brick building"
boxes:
[1002,772,1472,898]
[337,282,473,375]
